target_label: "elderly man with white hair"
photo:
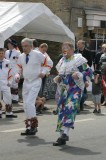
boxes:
[15,38,53,135]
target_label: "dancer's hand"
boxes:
[54,76,61,83]
[15,74,20,83]
[7,82,11,87]
[72,72,79,80]
[15,78,20,83]
[39,73,45,78]
[85,81,89,87]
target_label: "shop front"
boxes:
[85,9,106,51]
[89,31,106,51]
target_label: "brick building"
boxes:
[1,0,106,50]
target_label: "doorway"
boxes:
[89,39,106,51]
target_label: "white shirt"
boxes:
[42,52,53,75]
[16,50,53,82]
[56,54,88,90]
[0,58,12,86]
[5,48,21,74]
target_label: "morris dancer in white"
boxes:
[5,39,21,103]
[0,48,17,118]
[15,38,53,135]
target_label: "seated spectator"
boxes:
[35,96,47,114]
[92,70,102,113]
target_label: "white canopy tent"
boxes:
[0,1,75,47]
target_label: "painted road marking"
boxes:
[76,118,94,123]
[0,128,25,133]
[0,118,95,133]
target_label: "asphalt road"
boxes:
[0,104,106,160]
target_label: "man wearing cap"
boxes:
[5,39,21,104]
[15,38,53,135]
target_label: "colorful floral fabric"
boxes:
[56,75,81,132]
[56,55,93,132]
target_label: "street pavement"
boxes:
[2,92,96,114]
[0,93,106,160]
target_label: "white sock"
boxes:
[64,127,70,136]
[6,112,13,115]
[59,130,64,136]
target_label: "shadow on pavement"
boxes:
[0,118,15,125]
[93,113,106,116]
[78,109,91,115]
[59,145,101,155]
[42,110,52,115]
[17,136,53,146]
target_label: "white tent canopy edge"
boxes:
[0,1,75,47]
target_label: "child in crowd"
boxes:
[92,70,102,113]
[53,75,61,115]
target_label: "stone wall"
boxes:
[72,0,106,10]
[70,0,106,40]
[2,0,106,40]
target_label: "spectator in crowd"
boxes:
[92,70,102,113]
[35,96,46,114]
[75,40,92,67]
[15,38,53,136]
[5,39,21,104]
[99,44,106,106]
[75,40,93,111]
[53,42,92,146]
[94,43,105,70]
[53,75,61,115]
[32,39,38,50]
[38,43,53,96]
[53,51,64,115]
[0,48,17,118]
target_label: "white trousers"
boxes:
[22,78,42,119]
[0,85,12,105]
[11,77,19,101]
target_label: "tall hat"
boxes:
[7,39,17,47]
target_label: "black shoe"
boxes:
[42,107,49,111]
[36,111,40,115]
[80,101,84,111]
[97,109,101,114]
[53,137,66,146]
[21,128,38,136]
[0,114,2,118]
[36,110,43,115]
[93,109,97,113]
[6,114,17,118]
[53,110,58,115]
[61,133,69,141]
[21,129,30,136]
[12,100,18,104]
